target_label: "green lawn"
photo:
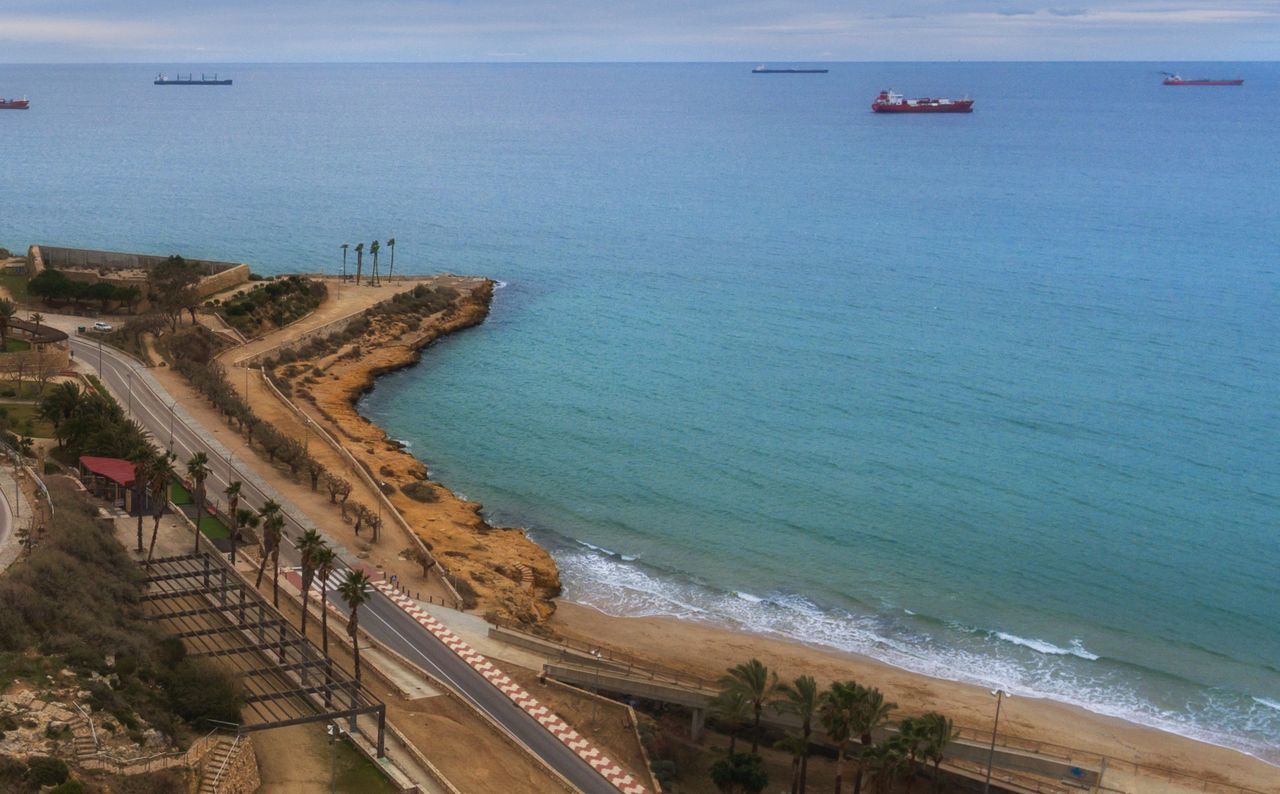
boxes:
[0,402,55,438]
[1,338,30,352]
[0,381,57,400]
[197,515,230,540]
[0,273,30,302]
[169,482,192,505]
[333,740,397,793]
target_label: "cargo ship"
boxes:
[752,65,828,74]
[871,90,973,113]
[0,97,29,110]
[1162,74,1243,86]
[154,73,233,85]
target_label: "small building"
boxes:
[78,455,136,509]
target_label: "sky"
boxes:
[0,0,1277,62]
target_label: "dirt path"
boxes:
[224,276,438,365]
[148,364,454,602]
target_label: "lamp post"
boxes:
[340,243,349,282]
[984,689,1011,793]
[590,648,603,727]
[167,399,177,451]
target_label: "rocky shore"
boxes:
[272,277,562,624]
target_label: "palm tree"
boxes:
[369,240,380,286]
[30,312,43,333]
[863,739,909,794]
[38,381,82,441]
[338,569,372,682]
[820,681,861,794]
[146,453,176,562]
[340,243,349,281]
[711,689,750,754]
[895,717,925,793]
[313,546,337,658]
[185,452,210,553]
[354,243,364,286]
[0,299,15,350]
[224,480,242,563]
[296,529,326,637]
[918,712,958,794]
[386,237,396,279]
[718,658,779,754]
[851,686,896,794]
[776,675,819,793]
[131,453,156,553]
[254,499,283,597]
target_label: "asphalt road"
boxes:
[71,335,614,794]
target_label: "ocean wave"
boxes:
[494,280,509,289]
[552,543,1280,765]
[994,632,1101,661]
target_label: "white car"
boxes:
[92,321,113,332]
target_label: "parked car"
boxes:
[92,321,113,332]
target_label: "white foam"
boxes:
[551,544,1280,765]
[995,632,1100,661]
[494,280,509,289]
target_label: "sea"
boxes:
[2,62,1277,763]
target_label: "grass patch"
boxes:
[169,482,192,505]
[0,402,55,437]
[332,740,397,793]
[0,381,57,400]
[0,272,30,302]
[1,338,30,352]
[197,516,230,540]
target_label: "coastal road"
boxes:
[70,335,619,794]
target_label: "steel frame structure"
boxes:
[140,552,386,755]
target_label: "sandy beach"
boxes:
[227,275,1280,793]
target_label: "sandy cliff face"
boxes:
[283,278,562,624]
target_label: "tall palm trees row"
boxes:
[342,237,396,287]
[145,451,376,685]
[716,658,958,794]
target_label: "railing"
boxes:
[492,618,716,690]
[207,733,243,792]
[257,367,463,609]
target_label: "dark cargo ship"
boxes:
[752,65,828,74]
[154,73,233,85]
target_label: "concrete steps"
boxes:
[197,737,238,794]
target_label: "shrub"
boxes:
[164,658,242,725]
[400,482,439,503]
[26,755,69,786]
[50,780,84,794]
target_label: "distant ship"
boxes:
[1161,74,1242,86]
[871,90,973,113]
[154,73,233,86]
[0,97,29,110]
[752,65,828,74]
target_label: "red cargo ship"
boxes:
[1162,74,1243,86]
[0,97,29,110]
[872,90,973,113]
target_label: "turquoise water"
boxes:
[2,63,1277,760]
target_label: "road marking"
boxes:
[376,584,648,794]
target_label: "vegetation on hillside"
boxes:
[213,276,327,337]
[0,479,243,742]
[28,270,140,313]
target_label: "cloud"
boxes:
[997,8,1037,16]
[1047,7,1088,16]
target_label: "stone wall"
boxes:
[26,245,251,309]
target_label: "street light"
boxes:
[340,243,349,283]
[590,648,603,727]
[984,689,1012,793]
[167,399,177,451]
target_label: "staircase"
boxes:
[198,735,242,794]
[70,714,99,764]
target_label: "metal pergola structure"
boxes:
[140,552,386,756]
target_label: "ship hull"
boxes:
[753,69,829,74]
[872,100,973,113]
[0,100,29,110]
[154,80,233,86]
[1162,79,1243,86]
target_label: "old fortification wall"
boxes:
[26,245,251,306]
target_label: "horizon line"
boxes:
[2,59,1276,66]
